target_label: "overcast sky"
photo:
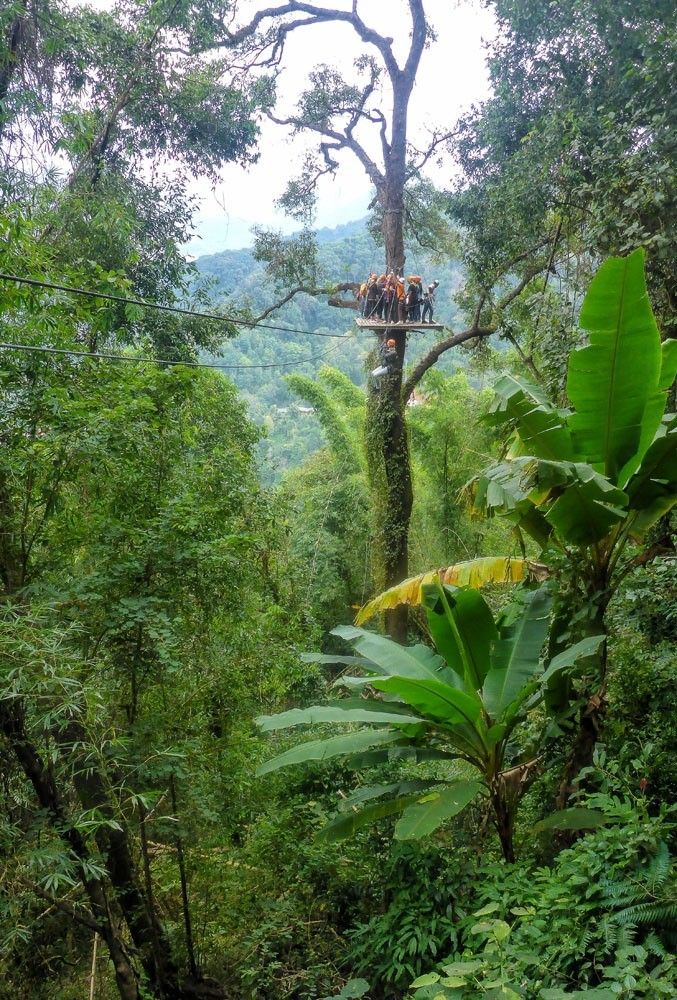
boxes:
[184,0,496,254]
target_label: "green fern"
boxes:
[601,839,677,945]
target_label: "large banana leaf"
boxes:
[332,624,458,687]
[421,583,497,689]
[256,700,424,732]
[370,675,482,727]
[339,780,440,809]
[316,792,423,843]
[625,420,677,537]
[394,780,483,840]
[355,558,531,625]
[256,728,403,776]
[487,373,574,461]
[344,747,463,768]
[544,484,626,546]
[482,587,552,720]
[618,338,677,487]
[567,248,661,481]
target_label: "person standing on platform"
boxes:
[422,280,439,323]
[375,273,387,320]
[365,274,378,317]
[395,275,407,322]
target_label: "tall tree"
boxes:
[448,0,677,336]
[202,1,554,637]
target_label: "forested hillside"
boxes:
[194,220,466,478]
[1,3,675,1000]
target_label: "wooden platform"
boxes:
[355,318,444,333]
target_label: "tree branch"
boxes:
[251,282,359,321]
[214,3,400,80]
[19,878,103,934]
[402,262,550,401]
[406,129,457,178]
[402,325,495,401]
[267,109,385,188]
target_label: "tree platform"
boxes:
[355,318,445,333]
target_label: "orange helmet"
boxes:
[386,338,396,347]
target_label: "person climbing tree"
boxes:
[371,337,399,379]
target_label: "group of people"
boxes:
[358,272,440,324]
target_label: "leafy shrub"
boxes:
[346,845,473,996]
[409,785,676,998]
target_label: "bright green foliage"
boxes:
[410,775,677,999]
[257,580,603,860]
[475,251,676,595]
[450,0,677,336]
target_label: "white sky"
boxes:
[184,0,496,254]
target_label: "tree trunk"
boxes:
[364,73,413,641]
[0,702,142,1000]
[491,786,516,863]
[365,345,413,642]
[61,720,183,997]
[552,587,610,811]
[0,4,26,132]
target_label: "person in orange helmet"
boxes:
[371,337,398,379]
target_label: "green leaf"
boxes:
[422,583,497,689]
[442,961,483,976]
[340,780,439,810]
[317,792,421,843]
[394,780,483,840]
[300,653,366,666]
[618,338,677,486]
[488,373,574,461]
[256,728,403,776]
[411,974,441,988]
[625,425,677,536]
[567,249,661,481]
[483,587,552,720]
[339,980,370,999]
[331,624,458,686]
[545,481,626,545]
[541,635,606,684]
[370,675,482,727]
[255,700,423,731]
[534,807,607,833]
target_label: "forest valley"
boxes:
[0,2,676,999]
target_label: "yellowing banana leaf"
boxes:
[356,558,545,624]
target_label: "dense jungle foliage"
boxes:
[0,2,675,1000]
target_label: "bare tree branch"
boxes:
[267,109,385,188]
[251,281,359,321]
[214,3,400,80]
[402,263,551,401]
[406,129,458,178]
[402,325,494,401]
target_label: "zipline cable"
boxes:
[0,341,341,370]
[0,272,351,339]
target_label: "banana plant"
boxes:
[474,248,676,638]
[256,580,603,861]
[347,251,676,808]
